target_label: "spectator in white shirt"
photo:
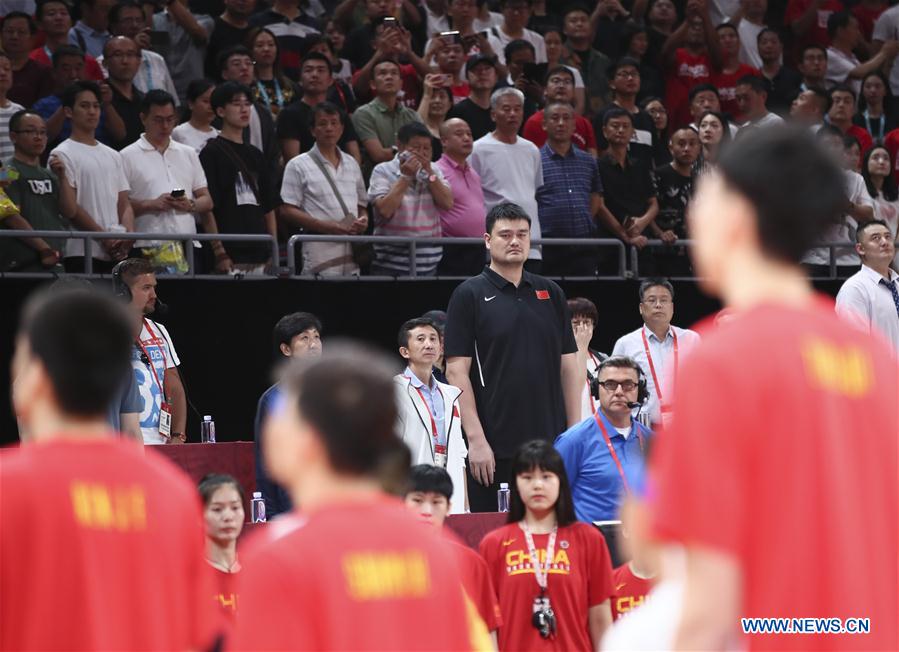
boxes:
[488,0,547,64]
[735,74,784,128]
[611,278,701,426]
[732,0,768,68]
[172,79,218,153]
[835,220,899,352]
[826,11,898,97]
[49,80,134,272]
[872,4,899,95]
[470,86,543,267]
[280,101,368,276]
[120,90,213,274]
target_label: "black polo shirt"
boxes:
[110,84,144,151]
[275,100,359,154]
[444,266,577,458]
[597,153,657,227]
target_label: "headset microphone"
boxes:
[152,299,169,317]
[627,402,642,409]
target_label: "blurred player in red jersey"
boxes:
[610,499,659,621]
[1,289,218,651]
[479,440,614,651]
[651,126,899,650]
[232,343,492,651]
[200,473,245,622]
[404,464,503,645]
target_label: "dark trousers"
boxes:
[467,457,514,513]
[63,257,117,273]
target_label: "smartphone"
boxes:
[522,62,548,84]
[439,30,462,46]
[171,188,185,198]
[382,16,398,29]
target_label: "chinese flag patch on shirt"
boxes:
[535,290,550,300]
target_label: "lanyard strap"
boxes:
[520,523,557,592]
[136,318,166,396]
[641,328,678,404]
[864,111,885,142]
[413,385,443,447]
[142,52,154,91]
[586,352,600,415]
[593,410,643,494]
[255,79,284,109]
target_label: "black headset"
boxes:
[111,259,132,302]
[590,356,649,406]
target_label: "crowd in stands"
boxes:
[0,0,898,277]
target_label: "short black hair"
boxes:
[2,11,36,33]
[507,440,576,527]
[567,297,598,325]
[36,0,70,21]
[602,106,633,126]
[308,100,345,130]
[9,109,41,133]
[801,43,827,60]
[141,89,176,114]
[300,51,332,72]
[597,355,642,378]
[186,78,215,103]
[504,38,535,62]
[756,27,781,44]
[816,123,844,142]
[689,83,719,103]
[717,126,846,264]
[397,317,439,348]
[826,10,852,39]
[405,464,453,500]
[210,81,252,110]
[218,45,252,74]
[715,21,738,34]
[855,219,891,243]
[736,74,768,94]
[52,45,84,67]
[273,312,322,353]
[828,82,856,104]
[198,473,246,506]
[61,80,101,108]
[397,121,432,145]
[805,86,832,114]
[108,0,144,28]
[280,342,404,477]
[18,288,133,417]
[562,4,591,20]
[639,278,674,301]
[607,55,641,80]
[486,202,531,234]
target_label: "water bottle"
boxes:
[201,415,216,443]
[497,483,510,513]
[251,492,266,523]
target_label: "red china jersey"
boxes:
[211,566,239,621]
[232,495,491,651]
[610,563,653,620]
[479,521,614,651]
[665,49,712,128]
[711,64,761,122]
[452,538,503,632]
[651,298,899,651]
[522,112,598,152]
[785,0,844,51]
[0,438,218,652]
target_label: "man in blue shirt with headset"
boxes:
[554,356,652,522]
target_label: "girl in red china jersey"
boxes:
[199,473,245,622]
[480,440,614,651]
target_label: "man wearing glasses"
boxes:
[120,89,212,274]
[554,356,652,522]
[612,278,701,426]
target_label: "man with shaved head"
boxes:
[434,117,486,275]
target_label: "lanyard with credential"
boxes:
[593,411,642,494]
[136,318,166,396]
[256,79,284,110]
[520,522,557,594]
[864,111,885,142]
[413,385,447,463]
[642,328,678,405]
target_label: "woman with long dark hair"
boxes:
[853,72,897,145]
[696,110,731,173]
[172,78,218,152]
[479,440,614,651]
[247,27,300,116]
[861,145,899,269]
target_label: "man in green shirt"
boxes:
[0,111,77,271]
[351,58,422,179]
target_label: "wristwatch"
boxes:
[427,174,437,183]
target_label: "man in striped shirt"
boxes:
[368,122,453,276]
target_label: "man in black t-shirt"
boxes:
[204,0,253,79]
[651,126,699,276]
[446,54,498,141]
[593,57,655,163]
[199,82,277,274]
[444,202,581,512]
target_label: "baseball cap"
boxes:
[465,53,498,75]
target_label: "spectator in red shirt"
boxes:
[30,0,105,81]
[523,65,598,155]
[199,473,245,622]
[827,83,873,155]
[1,289,218,651]
[479,440,614,651]
[710,23,760,122]
[660,0,723,128]
[785,0,844,54]
[652,126,898,650]
[403,464,503,642]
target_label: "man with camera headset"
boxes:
[554,356,652,523]
[113,257,186,444]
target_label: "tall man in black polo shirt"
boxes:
[444,202,583,512]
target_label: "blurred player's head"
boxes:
[273,312,322,359]
[264,343,406,505]
[12,289,132,439]
[688,127,845,297]
[404,465,453,526]
[198,473,245,546]
[508,440,576,526]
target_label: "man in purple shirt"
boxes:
[434,117,487,275]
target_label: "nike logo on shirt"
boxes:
[501,538,516,546]
[485,296,497,302]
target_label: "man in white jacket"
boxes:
[394,317,467,513]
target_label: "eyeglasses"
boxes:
[547,76,574,86]
[598,380,638,392]
[642,297,672,306]
[108,51,141,59]
[14,129,48,137]
[615,70,639,79]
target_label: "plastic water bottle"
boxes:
[251,492,266,523]
[497,483,510,513]
[201,415,216,443]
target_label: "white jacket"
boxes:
[394,374,467,513]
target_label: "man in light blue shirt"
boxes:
[554,356,651,522]
[67,0,113,58]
